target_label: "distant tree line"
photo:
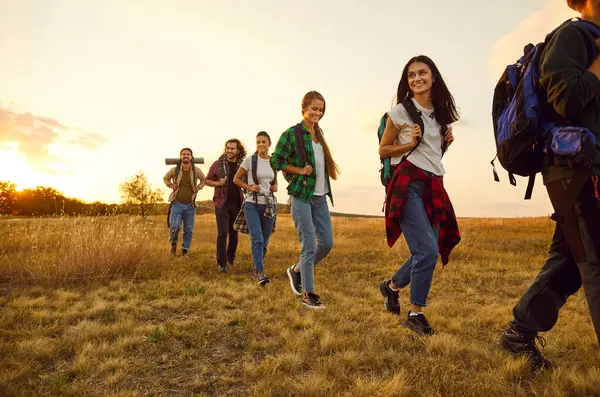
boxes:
[0,172,165,217]
[0,171,301,218]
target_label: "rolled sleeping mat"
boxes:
[165,157,204,165]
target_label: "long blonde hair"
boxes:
[301,91,340,180]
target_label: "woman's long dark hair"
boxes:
[396,55,459,126]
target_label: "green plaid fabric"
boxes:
[270,122,318,202]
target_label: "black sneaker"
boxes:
[301,293,325,309]
[379,280,400,315]
[170,244,177,255]
[403,312,434,335]
[500,323,552,371]
[182,249,188,256]
[286,265,302,296]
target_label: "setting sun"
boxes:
[0,148,39,190]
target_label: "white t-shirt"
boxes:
[240,155,276,205]
[387,98,445,176]
[312,141,329,196]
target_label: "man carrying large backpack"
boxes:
[499,0,600,371]
[163,148,206,256]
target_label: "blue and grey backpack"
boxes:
[491,18,600,220]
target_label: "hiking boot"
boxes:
[251,270,270,286]
[500,323,552,371]
[217,263,228,273]
[170,243,177,255]
[379,280,400,315]
[181,249,188,256]
[403,312,434,335]
[286,265,302,296]
[301,293,325,309]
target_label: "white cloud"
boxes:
[488,0,577,81]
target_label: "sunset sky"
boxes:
[0,0,578,216]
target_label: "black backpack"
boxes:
[249,154,278,202]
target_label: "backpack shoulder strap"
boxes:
[251,154,258,202]
[575,19,600,36]
[441,124,449,155]
[378,113,388,143]
[402,98,424,134]
[399,99,424,163]
[294,123,308,165]
[251,154,259,185]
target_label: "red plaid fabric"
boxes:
[206,155,243,208]
[385,160,461,265]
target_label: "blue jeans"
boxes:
[169,201,195,250]
[391,180,440,307]
[291,195,334,293]
[243,202,276,273]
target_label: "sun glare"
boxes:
[0,148,51,190]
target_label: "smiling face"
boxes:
[256,134,270,156]
[225,142,239,161]
[407,61,434,96]
[302,99,325,125]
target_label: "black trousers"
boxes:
[512,176,600,343]
[215,204,240,265]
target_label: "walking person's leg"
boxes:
[311,196,334,267]
[500,178,599,371]
[380,255,412,316]
[215,206,229,271]
[181,203,195,255]
[260,208,276,281]
[244,202,269,285]
[287,197,323,308]
[169,201,184,255]
[393,181,440,335]
[226,204,240,267]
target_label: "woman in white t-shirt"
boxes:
[233,131,278,286]
[378,55,461,335]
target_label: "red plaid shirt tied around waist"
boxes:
[385,160,461,266]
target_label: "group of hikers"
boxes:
[161,0,600,372]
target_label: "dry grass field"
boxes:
[1,214,599,396]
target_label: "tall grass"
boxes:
[1,215,598,397]
[0,216,164,285]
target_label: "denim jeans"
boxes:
[244,201,276,273]
[391,180,440,307]
[215,204,240,265]
[169,200,195,250]
[291,195,334,293]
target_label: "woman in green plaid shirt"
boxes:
[270,91,340,309]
